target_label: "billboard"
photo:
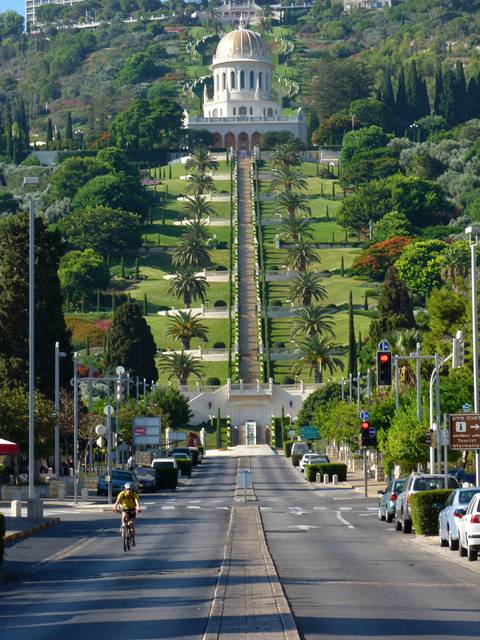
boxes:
[133,416,161,446]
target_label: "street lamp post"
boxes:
[466,226,480,484]
[73,352,79,504]
[54,342,66,478]
[24,177,40,513]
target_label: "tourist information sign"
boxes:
[449,414,480,450]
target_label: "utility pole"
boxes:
[54,342,66,478]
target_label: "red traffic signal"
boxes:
[376,350,392,386]
[361,421,369,430]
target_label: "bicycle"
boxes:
[120,508,136,552]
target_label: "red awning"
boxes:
[0,438,19,455]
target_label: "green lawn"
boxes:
[147,316,230,350]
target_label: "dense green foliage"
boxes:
[305,463,347,483]
[411,490,453,536]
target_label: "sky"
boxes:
[2,1,24,15]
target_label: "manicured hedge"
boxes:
[292,453,304,467]
[152,465,178,490]
[305,463,347,483]
[411,489,453,535]
[0,512,5,565]
[284,440,294,458]
[176,458,192,477]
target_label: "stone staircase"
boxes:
[237,157,260,383]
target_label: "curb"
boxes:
[4,518,60,545]
[256,507,301,640]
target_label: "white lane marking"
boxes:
[215,506,230,510]
[260,507,273,511]
[313,506,327,511]
[188,499,202,503]
[339,507,352,511]
[162,506,175,510]
[289,525,319,531]
[186,505,201,509]
[367,507,378,511]
[386,527,395,531]
[336,511,355,529]
[357,513,375,517]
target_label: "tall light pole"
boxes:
[24,177,40,509]
[466,226,480,484]
[54,342,66,478]
[73,352,79,504]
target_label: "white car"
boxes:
[299,453,328,473]
[458,492,480,561]
[438,487,480,550]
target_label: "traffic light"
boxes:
[376,351,392,387]
[359,420,377,448]
[452,330,465,369]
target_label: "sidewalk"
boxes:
[204,505,299,640]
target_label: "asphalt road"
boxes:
[252,456,480,640]
[0,456,238,640]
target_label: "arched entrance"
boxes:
[224,132,236,149]
[251,132,261,148]
[238,132,249,150]
[212,133,222,148]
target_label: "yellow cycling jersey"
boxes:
[117,490,139,510]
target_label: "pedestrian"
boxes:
[127,455,136,471]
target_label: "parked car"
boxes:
[151,457,178,490]
[135,466,160,493]
[291,442,311,467]
[395,472,460,534]
[438,487,480,550]
[97,469,138,496]
[377,478,406,523]
[299,454,329,473]
[457,492,480,561]
[172,453,193,477]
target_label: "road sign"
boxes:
[95,424,107,437]
[463,403,473,413]
[378,340,390,352]
[103,404,114,416]
[115,366,125,375]
[300,426,320,440]
[96,436,107,448]
[287,429,296,438]
[360,410,369,421]
[449,414,480,449]
[133,416,161,446]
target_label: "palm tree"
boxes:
[275,191,311,219]
[286,240,320,272]
[165,310,208,350]
[185,173,216,196]
[289,272,328,307]
[279,215,313,243]
[291,306,335,339]
[294,335,345,383]
[172,235,211,269]
[182,195,217,221]
[157,351,204,386]
[183,219,211,243]
[270,167,308,194]
[168,267,208,308]
[185,146,219,176]
[271,142,302,171]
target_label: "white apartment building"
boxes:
[25,0,85,29]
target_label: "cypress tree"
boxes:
[65,111,73,149]
[143,292,148,316]
[0,213,72,397]
[364,291,368,311]
[4,107,12,161]
[120,256,125,278]
[434,66,443,116]
[417,77,430,121]
[395,66,408,122]
[96,289,100,312]
[440,69,458,126]
[135,258,139,279]
[348,291,357,377]
[381,67,395,109]
[112,292,116,311]
[81,292,85,313]
[358,331,362,353]
[467,76,480,120]
[405,60,420,121]
[46,117,53,151]
[86,335,90,356]
[454,61,468,124]
[341,256,344,277]
[369,267,415,341]
[105,301,158,382]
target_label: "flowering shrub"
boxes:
[352,235,412,280]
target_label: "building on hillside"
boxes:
[218,0,264,26]
[185,25,307,151]
[26,0,85,29]
[343,0,394,11]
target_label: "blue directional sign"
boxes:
[463,403,473,413]
[300,425,320,440]
[378,340,390,352]
[360,410,369,421]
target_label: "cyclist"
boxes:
[113,482,141,546]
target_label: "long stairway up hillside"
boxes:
[237,156,260,383]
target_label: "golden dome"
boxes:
[214,27,270,63]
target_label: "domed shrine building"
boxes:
[185,26,306,151]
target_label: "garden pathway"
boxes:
[237,156,260,383]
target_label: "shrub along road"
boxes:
[251,455,480,640]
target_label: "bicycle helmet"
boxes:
[124,482,132,490]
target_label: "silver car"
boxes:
[438,487,480,550]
